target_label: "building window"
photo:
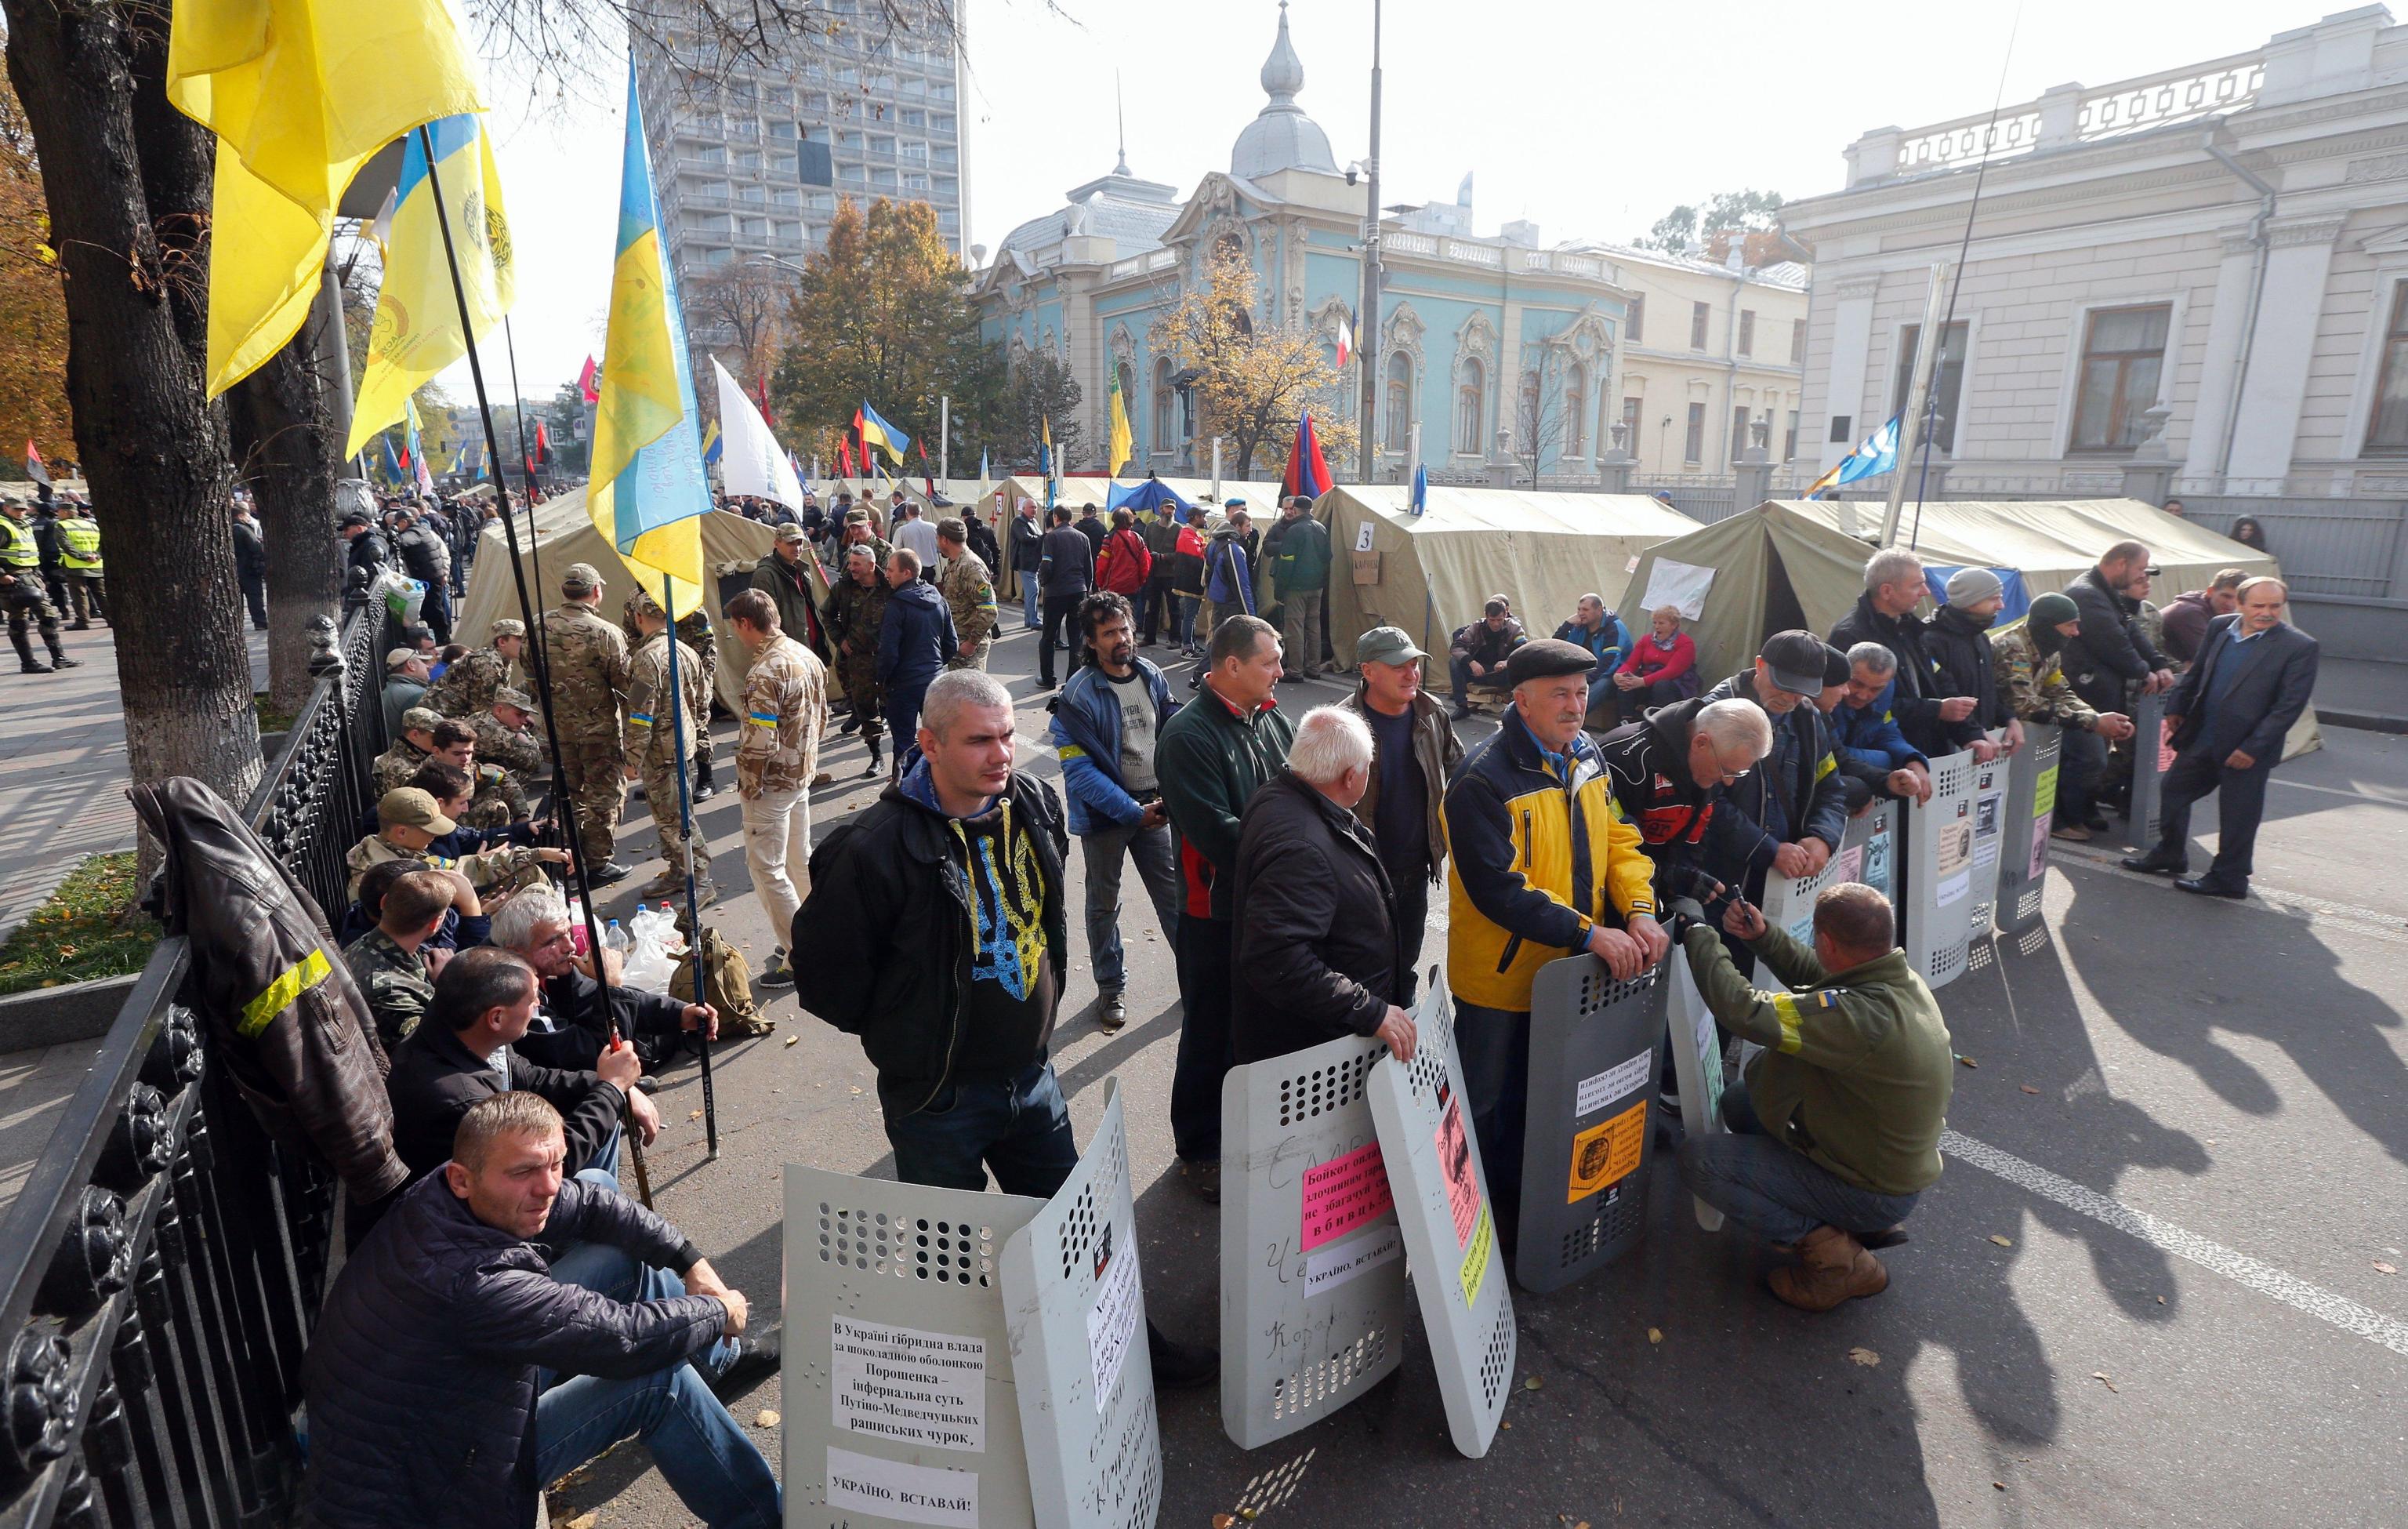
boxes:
[2366,282,2408,453]
[1152,357,1175,451]
[1626,296,1645,345]
[1738,309,1756,357]
[1456,359,1485,455]
[1892,321,1968,452]
[1785,409,1800,462]
[1684,401,1706,463]
[1620,396,1641,459]
[1384,351,1412,450]
[2069,304,2170,452]
[1689,301,1710,351]
[1730,405,1750,464]
[1830,414,1853,443]
[1790,318,1807,365]
[1565,363,1587,456]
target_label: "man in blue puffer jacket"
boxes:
[876,545,959,779]
[1049,590,1182,1033]
[301,1091,779,1529]
[1829,642,1931,778]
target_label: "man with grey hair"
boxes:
[491,884,721,1073]
[1601,692,1774,910]
[1231,706,1416,1066]
[1826,641,1934,805]
[1830,546,1984,759]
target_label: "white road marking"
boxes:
[2268,778,2408,810]
[1941,1128,2408,1359]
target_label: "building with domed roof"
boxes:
[974,2,1645,482]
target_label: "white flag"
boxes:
[710,357,807,511]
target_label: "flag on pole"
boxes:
[1281,410,1333,503]
[343,114,516,459]
[836,437,856,480]
[535,419,552,468]
[1106,369,1133,477]
[380,434,405,485]
[855,401,912,467]
[709,357,805,510]
[24,441,49,488]
[701,419,723,468]
[979,447,989,483]
[916,438,937,500]
[586,60,710,618]
[1804,413,1902,497]
[1333,311,1353,369]
[578,354,600,403]
[1037,416,1053,480]
[1410,460,1427,516]
[166,0,485,396]
[404,394,435,494]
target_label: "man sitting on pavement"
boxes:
[1612,605,1699,722]
[489,886,725,1073]
[1446,597,1527,720]
[1675,883,1953,1313]
[302,1092,781,1529]
[1231,706,1417,1066]
[345,786,566,903]
[342,867,452,1050]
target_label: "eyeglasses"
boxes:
[1715,763,1753,784]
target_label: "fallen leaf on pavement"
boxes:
[2091,1371,2117,1393]
[783,1034,800,1048]
[688,1110,704,1121]
[2377,1262,2399,1275]
[1993,1481,2007,1491]
[1524,1375,1543,1390]
[558,1514,596,1529]
[2156,1295,2167,1304]
[2019,1084,2040,1095]
[1646,1327,1663,1345]
[756,1408,780,1428]
[1848,1346,1879,1367]
[1956,1055,1977,1068]
[1989,1234,2014,1248]
[1214,1516,1237,1529]
[850,1086,864,1095]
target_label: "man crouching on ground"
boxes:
[1676,882,1953,1311]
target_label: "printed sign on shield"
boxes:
[1565,1100,1646,1204]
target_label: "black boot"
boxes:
[693,750,716,801]
[862,732,884,778]
[13,630,49,674]
[42,636,77,670]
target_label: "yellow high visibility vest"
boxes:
[59,518,101,572]
[0,516,35,568]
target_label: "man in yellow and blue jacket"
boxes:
[1444,638,1666,1253]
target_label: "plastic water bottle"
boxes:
[603,918,629,957]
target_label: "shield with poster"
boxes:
[1516,955,1665,1291]
[999,1080,1162,1529]
[1756,801,1894,984]
[1366,982,1517,1458]
[1659,953,1729,1231]
[2127,687,2171,847]
[1993,723,2063,943]
[1964,739,2012,953]
[1902,749,1977,990]
[1217,1033,1410,1449]
[783,1166,1043,1528]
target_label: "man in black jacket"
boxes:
[1037,506,1095,689]
[393,506,454,642]
[1827,547,1986,760]
[1597,694,1773,908]
[1702,631,1852,897]
[302,1092,779,1529]
[339,511,390,603]
[1923,568,2022,757]
[1231,707,1417,1066]
[232,502,268,630]
[2121,578,2319,899]
[488,885,716,1073]
[2062,542,2175,830]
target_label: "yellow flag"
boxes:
[1107,370,1134,478]
[167,0,485,396]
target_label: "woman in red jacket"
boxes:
[1611,604,1699,722]
[1096,507,1153,597]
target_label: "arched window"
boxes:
[1384,351,1412,451]
[1565,363,1587,456]
[1456,358,1485,456]
[1151,357,1175,451]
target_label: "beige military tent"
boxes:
[452,486,819,714]
[1318,485,1699,693]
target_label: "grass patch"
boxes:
[254,691,298,735]
[0,852,160,995]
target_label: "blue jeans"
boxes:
[1453,1001,1529,1252]
[881,1060,1079,1198]
[1677,1084,1921,1244]
[1171,591,1200,650]
[1021,575,1041,628]
[2058,724,2107,824]
[1080,818,1180,993]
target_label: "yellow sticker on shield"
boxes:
[1566,1099,1648,1204]
[1457,1204,1494,1308]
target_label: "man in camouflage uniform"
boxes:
[822,541,892,774]
[472,685,547,783]
[454,758,532,833]
[623,590,716,904]
[373,710,474,799]
[542,561,633,884]
[341,866,450,1048]
[1993,590,2138,844]
[622,590,720,799]
[426,617,526,717]
[934,518,998,672]
[725,588,829,988]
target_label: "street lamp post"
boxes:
[1356,0,1384,482]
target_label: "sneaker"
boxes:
[1097,990,1126,1033]
[47,654,79,669]
[1145,1323,1219,1389]
[759,948,796,989]
[693,782,717,801]
[1181,1158,1220,1205]
[709,1329,782,1399]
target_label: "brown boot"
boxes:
[1768,1225,1888,1312]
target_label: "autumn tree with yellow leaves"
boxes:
[0,77,72,474]
[1149,241,1354,482]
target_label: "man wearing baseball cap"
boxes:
[542,562,636,885]
[1444,637,1666,1255]
[383,647,433,739]
[427,617,528,720]
[1700,630,1851,900]
[1342,626,1462,975]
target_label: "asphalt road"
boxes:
[551,623,2408,1529]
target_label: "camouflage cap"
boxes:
[490,618,527,638]
[400,706,444,733]
[385,647,419,670]
[562,561,605,593]
[630,588,665,617]
[377,786,455,835]
[494,687,535,710]
[774,523,808,543]
[844,508,871,525]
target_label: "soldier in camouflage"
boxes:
[541,561,634,884]
[372,710,477,799]
[934,518,998,671]
[624,590,717,904]
[426,617,526,717]
[473,686,548,782]
[724,588,830,988]
[341,866,451,1048]
[623,591,720,797]
[821,541,892,773]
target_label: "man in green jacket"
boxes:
[1269,496,1332,681]
[1676,881,1953,1312]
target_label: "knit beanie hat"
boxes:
[1946,567,2004,609]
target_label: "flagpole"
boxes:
[416,125,652,1204]
[499,316,550,678]
[661,573,720,1160]
[1880,261,1950,547]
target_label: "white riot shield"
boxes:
[2127,688,2170,848]
[1516,955,1664,1291]
[1366,982,1516,1459]
[1993,724,2062,944]
[783,1168,1043,1528]
[1964,739,2011,958]
[1660,953,1728,1231]
[1217,1033,1409,1449]
[999,1081,1163,1529]
[1756,801,1895,982]
[1903,750,1977,990]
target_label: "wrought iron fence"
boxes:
[1,605,383,1528]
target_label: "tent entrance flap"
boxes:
[1761,550,1808,651]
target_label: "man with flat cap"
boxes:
[544,561,635,886]
[427,618,528,719]
[1444,637,1666,1255]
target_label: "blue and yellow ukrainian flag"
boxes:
[702,418,723,469]
[1806,414,1902,497]
[345,113,516,459]
[857,401,911,467]
[587,60,709,619]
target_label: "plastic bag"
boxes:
[620,917,676,994]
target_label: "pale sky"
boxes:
[448,0,2298,405]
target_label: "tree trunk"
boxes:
[5,0,258,881]
[232,271,343,716]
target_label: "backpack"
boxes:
[670,925,776,1040]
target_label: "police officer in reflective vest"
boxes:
[0,499,78,675]
[55,502,105,629]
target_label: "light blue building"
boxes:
[972,2,1637,482]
